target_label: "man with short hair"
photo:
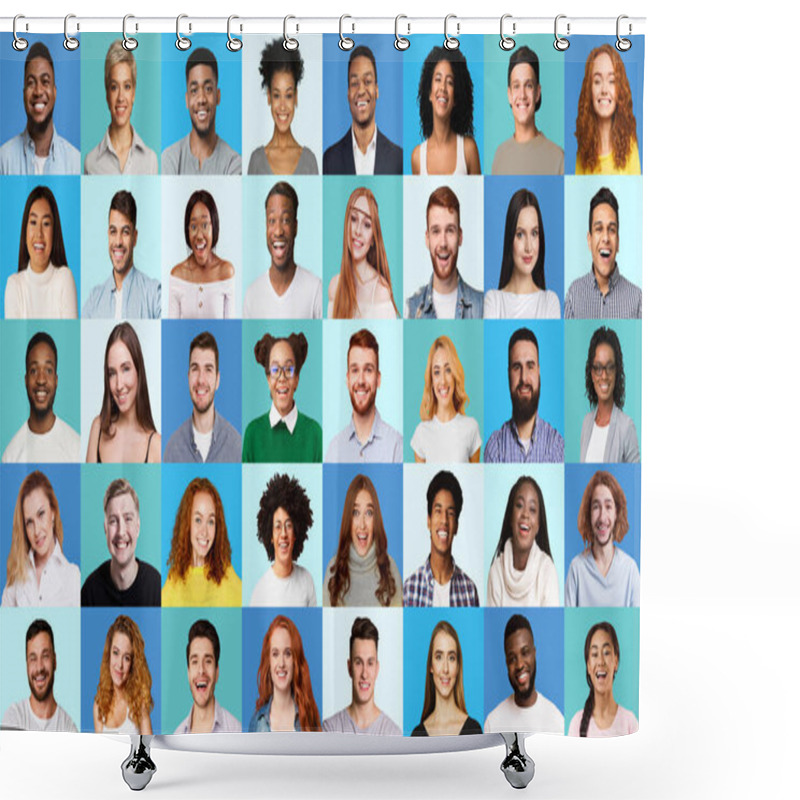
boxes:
[492,46,564,176]
[403,470,479,607]
[243,181,322,319]
[162,47,242,175]
[2,332,80,463]
[1,619,77,731]
[484,615,564,734]
[0,41,80,174]
[82,190,161,319]
[175,620,241,733]
[323,45,402,175]
[564,187,642,319]
[326,328,402,463]
[322,617,401,735]
[406,186,483,319]
[81,478,161,606]
[485,327,564,463]
[164,330,242,463]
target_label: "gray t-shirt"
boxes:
[491,133,564,175]
[2,699,78,732]
[322,707,401,735]
[247,145,319,175]
[162,134,242,175]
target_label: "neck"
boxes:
[27,119,54,157]
[110,558,139,592]
[435,403,457,423]
[113,263,133,292]
[192,405,215,435]
[433,693,461,719]
[429,550,454,585]
[28,409,56,435]
[352,405,376,443]
[29,693,57,720]
[504,271,537,295]
[511,543,531,572]
[593,265,613,295]
[269,262,297,292]
[190,698,216,732]
[593,690,617,718]
[271,687,295,713]
[352,120,376,154]
[597,118,613,155]
[432,269,459,295]
[348,699,380,729]
[272,560,293,579]
[430,117,454,144]
[595,398,614,425]
[515,688,538,709]
[268,127,298,149]
[514,412,536,441]
[108,123,133,150]
[513,119,538,143]
[29,259,50,275]
[189,128,218,159]
[592,540,615,576]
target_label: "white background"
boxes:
[3,0,798,798]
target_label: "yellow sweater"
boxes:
[576,140,640,175]
[162,564,242,607]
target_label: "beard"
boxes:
[510,382,540,424]
[29,671,54,703]
[512,661,537,701]
[349,385,376,416]
[27,110,54,138]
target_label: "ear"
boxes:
[216,87,221,106]
[347,658,353,678]
[458,227,463,247]
[507,85,513,107]
[215,371,221,392]
[185,90,190,111]
[586,230,592,251]
[132,228,139,249]
[535,84,542,107]
[376,369,381,390]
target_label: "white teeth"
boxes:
[34,103,46,111]
[600,248,611,257]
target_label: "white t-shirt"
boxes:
[192,424,213,462]
[243,265,323,320]
[4,263,78,319]
[483,289,561,320]
[249,563,317,607]
[2,416,81,463]
[484,692,564,735]
[1,698,78,732]
[432,287,458,319]
[410,414,481,463]
[432,578,451,607]
[584,422,610,462]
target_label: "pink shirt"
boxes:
[568,704,638,737]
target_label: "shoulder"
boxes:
[411,144,421,173]
[83,140,104,174]
[170,262,187,279]
[461,716,483,734]
[297,412,322,436]
[53,266,76,287]
[298,147,319,175]
[247,146,267,175]
[295,265,322,290]
[374,279,393,303]
[463,136,479,158]
[218,260,235,280]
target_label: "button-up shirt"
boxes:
[82,265,162,319]
[351,124,378,175]
[83,126,158,175]
[174,700,241,734]
[0,126,80,175]
[484,416,564,463]
[269,403,298,433]
[0,541,80,607]
[564,265,642,319]
[403,555,480,607]
[406,274,484,319]
[325,409,403,463]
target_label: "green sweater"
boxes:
[242,411,322,463]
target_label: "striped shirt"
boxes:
[403,556,480,607]
[564,265,642,319]
[484,417,564,464]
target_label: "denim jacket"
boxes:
[406,274,484,319]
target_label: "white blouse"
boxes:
[1,540,80,607]
[168,275,234,319]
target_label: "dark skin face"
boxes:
[505,628,537,706]
[25,341,58,430]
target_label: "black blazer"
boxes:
[323,127,403,175]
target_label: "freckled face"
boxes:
[190,491,217,567]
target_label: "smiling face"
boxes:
[24,56,56,130]
[189,491,216,567]
[587,628,618,695]
[188,636,219,711]
[590,484,617,548]
[26,630,56,703]
[267,340,298,418]
[110,631,133,690]
[269,626,294,694]
[348,55,378,128]
[431,346,455,413]
[347,345,380,416]
[107,340,138,417]
[591,51,617,120]
[26,197,54,273]
[23,487,56,566]
[591,342,616,405]
[107,61,135,130]
[188,201,214,267]
[426,205,462,285]
[271,506,295,570]
[508,62,539,128]
[511,481,540,557]
[430,60,455,120]
[505,628,536,701]
[268,69,297,134]
[107,209,137,278]
[188,347,219,415]
[348,637,379,706]
[186,64,220,137]
[25,341,58,420]
[431,630,459,700]
[350,488,375,557]
[265,193,297,272]
[508,340,540,422]
[104,492,140,571]
[348,195,374,265]
[428,488,458,559]
[587,203,619,283]
[512,205,540,280]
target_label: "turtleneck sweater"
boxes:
[323,543,402,606]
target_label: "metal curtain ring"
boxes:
[499,13,515,51]
[444,14,460,50]
[12,15,28,51]
[227,15,242,52]
[339,15,354,50]
[616,14,632,51]
[553,14,570,51]
[394,15,410,51]
[122,14,138,51]
[176,14,192,51]
[63,14,79,51]
[283,15,299,51]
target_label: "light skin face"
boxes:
[511,482,540,557]
[431,346,455,414]
[190,491,216,567]
[186,64,220,137]
[110,631,133,690]
[188,347,219,415]
[266,194,297,272]
[267,340,298,418]
[23,487,56,566]
[587,629,618,695]
[108,209,137,279]
[508,340,540,418]
[431,630,458,701]
[269,70,297,134]
[430,60,455,120]
[348,638,379,706]
[587,203,619,284]
[107,340,138,417]
[512,206,540,280]
[591,52,617,120]
[590,484,617,548]
[505,628,536,702]
[26,197,54,274]
[428,488,458,559]
[347,346,380,416]
[27,631,56,703]
[508,63,540,128]
[25,341,57,420]
[188,202,214,268]
[351,488,375,557]
[348,195,374,265]
[272,506,295,571]
[269,626,294,694]
[187,636,219,710]
[348,55,378,129]
[105,492,140,571]
[425,205,462,285]
[107,61,135,130]
[591,343,616,406]
[24,57,56,131]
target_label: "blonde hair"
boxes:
[420,336,469,421]
[104,39,137,91]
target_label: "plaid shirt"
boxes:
[403,555,480,607]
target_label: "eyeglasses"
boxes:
[591,362,616,377]
[268,364,296,380]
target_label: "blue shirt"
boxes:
[403,555,480,607]
[248,696,301,732]
[484,417,564,463]
[406,274,484,319]
[325,409,403,463]
[0,127,80,175]
[564,548,640,607]
[163,411,242,463]
[82,265,161,320]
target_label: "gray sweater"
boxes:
[323,544,402,607]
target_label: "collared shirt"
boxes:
[484,417,564,464]
[403,555,480,607]
[82,265,162,320]
[351,124,378,175]
[405,274,484,319]
[269,403,299,434]
[161,133,242,175]
[84,126,158,175]
[0,126,80,175]
[0,540,80,607]
[325,409,403,463]
[163,411,242,463]
[564,265,642,319]
[174,700,241,734]
[248,696,301,732]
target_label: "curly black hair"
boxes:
[258,37,305,92]
[585,327,625,409]
[417,46,474,139]
[256,473,313,561]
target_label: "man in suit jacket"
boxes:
[323,45,403,175]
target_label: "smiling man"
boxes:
[2,332,80,463]
[0,41,80,175]
[326,328,402,463]
[164,330,242,463]
[406,186,483,319]
[403,470,479,607]
[162,47,241,175]
[83,190,161,319]
[1,620,77,732]
[323,45,402,175]
[564,186,642,319]
[175,620,241,733]
[243,182,322,319]
[81,478,161,606]
[323,617,400,735]
[484,615,564,734]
